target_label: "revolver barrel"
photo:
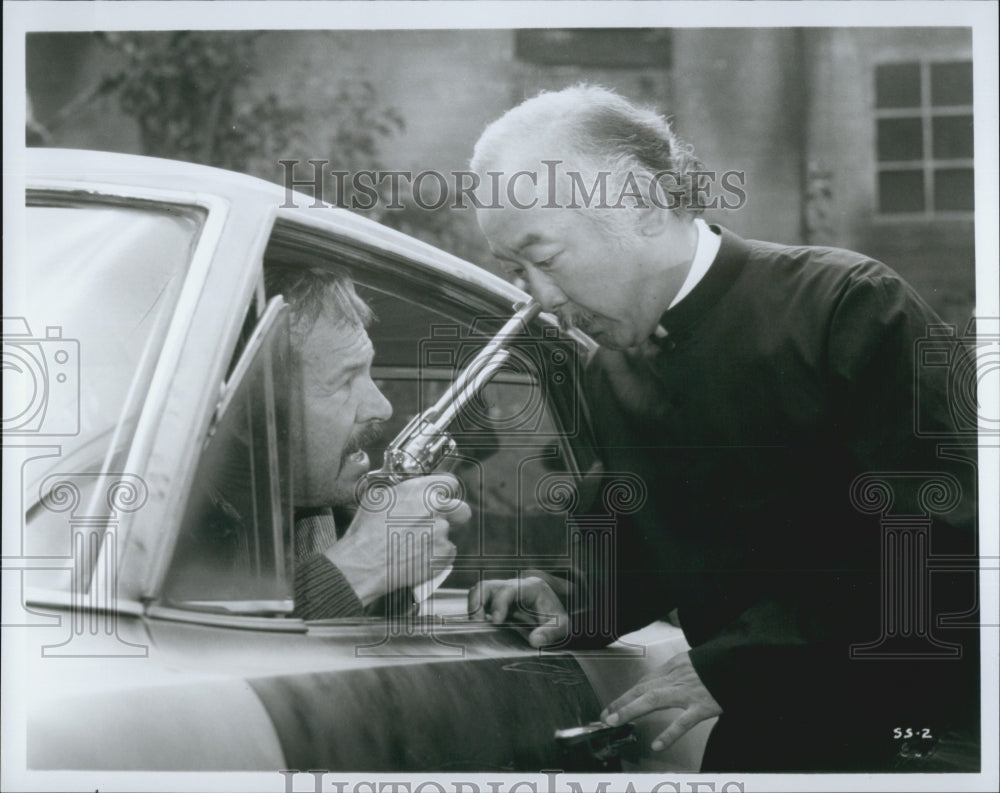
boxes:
[371,300,542,482]
[431,300,542,425]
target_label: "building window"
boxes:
[875,60,973,216]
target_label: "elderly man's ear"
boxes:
[637,202,688,238]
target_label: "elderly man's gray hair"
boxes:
[471,84,706,216]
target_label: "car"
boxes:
[6,148,712,775]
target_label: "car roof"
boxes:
[23,147,526,304]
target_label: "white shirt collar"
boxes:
[667,218,721,309]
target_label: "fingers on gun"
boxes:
[417,473,463,500]
[395,475,470,523]
[428,475,471,523]
[436,498,472,524]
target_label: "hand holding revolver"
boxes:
[326,473,470,607]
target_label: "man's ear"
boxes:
[635,202,675,238]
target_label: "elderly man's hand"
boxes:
[467,575,568,648]
[601,651,722,752]
[327,474,470,606]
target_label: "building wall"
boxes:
[26,28,976,324]
[805,28,975,326]
[671,28,806,245]
[252,29,678,269]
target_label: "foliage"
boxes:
[91,31,484,265]
[95,32,403,191]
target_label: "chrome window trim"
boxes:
[155,297,295,618]
[25,588,146,619]
[274,206,528,303]
[145,604,307,633]
[136,206,278,602]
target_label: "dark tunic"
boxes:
[575,226,978,771]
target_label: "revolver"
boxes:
[363,299,542,484]
[359,300,542,602]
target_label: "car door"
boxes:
[129,215,604,770]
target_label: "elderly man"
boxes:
[268,263,470,618]
[467,86,978,771]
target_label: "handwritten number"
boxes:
[894,727,933,740]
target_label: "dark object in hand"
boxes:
[555,720,638,771]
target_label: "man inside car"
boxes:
[268,263,471,619]
[466,85,977,771]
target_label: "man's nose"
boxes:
[524,269,568,313]
[358,377,393,423]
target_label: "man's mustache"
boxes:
[343,421,384,458]
[557,304,600,334]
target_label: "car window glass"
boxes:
[159,298,295,614]
[21,198,203,590]
[358,285,583,589]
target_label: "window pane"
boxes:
[162,304,295,612]
[934,168,974,212]
[263,220,602,606]
[931,61,973,106]
[876,62,921,108]
[877,117,924,161]
[23,200,202,592]
[932,115,974,159]
[879,170,925,214]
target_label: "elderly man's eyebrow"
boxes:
[513,233,544,252]
[342,345,375,373]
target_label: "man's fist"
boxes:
[327,474,471,606]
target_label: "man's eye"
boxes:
[329,376,354,394]
[533,257,556,270]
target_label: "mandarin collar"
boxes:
[656,225,749,340]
